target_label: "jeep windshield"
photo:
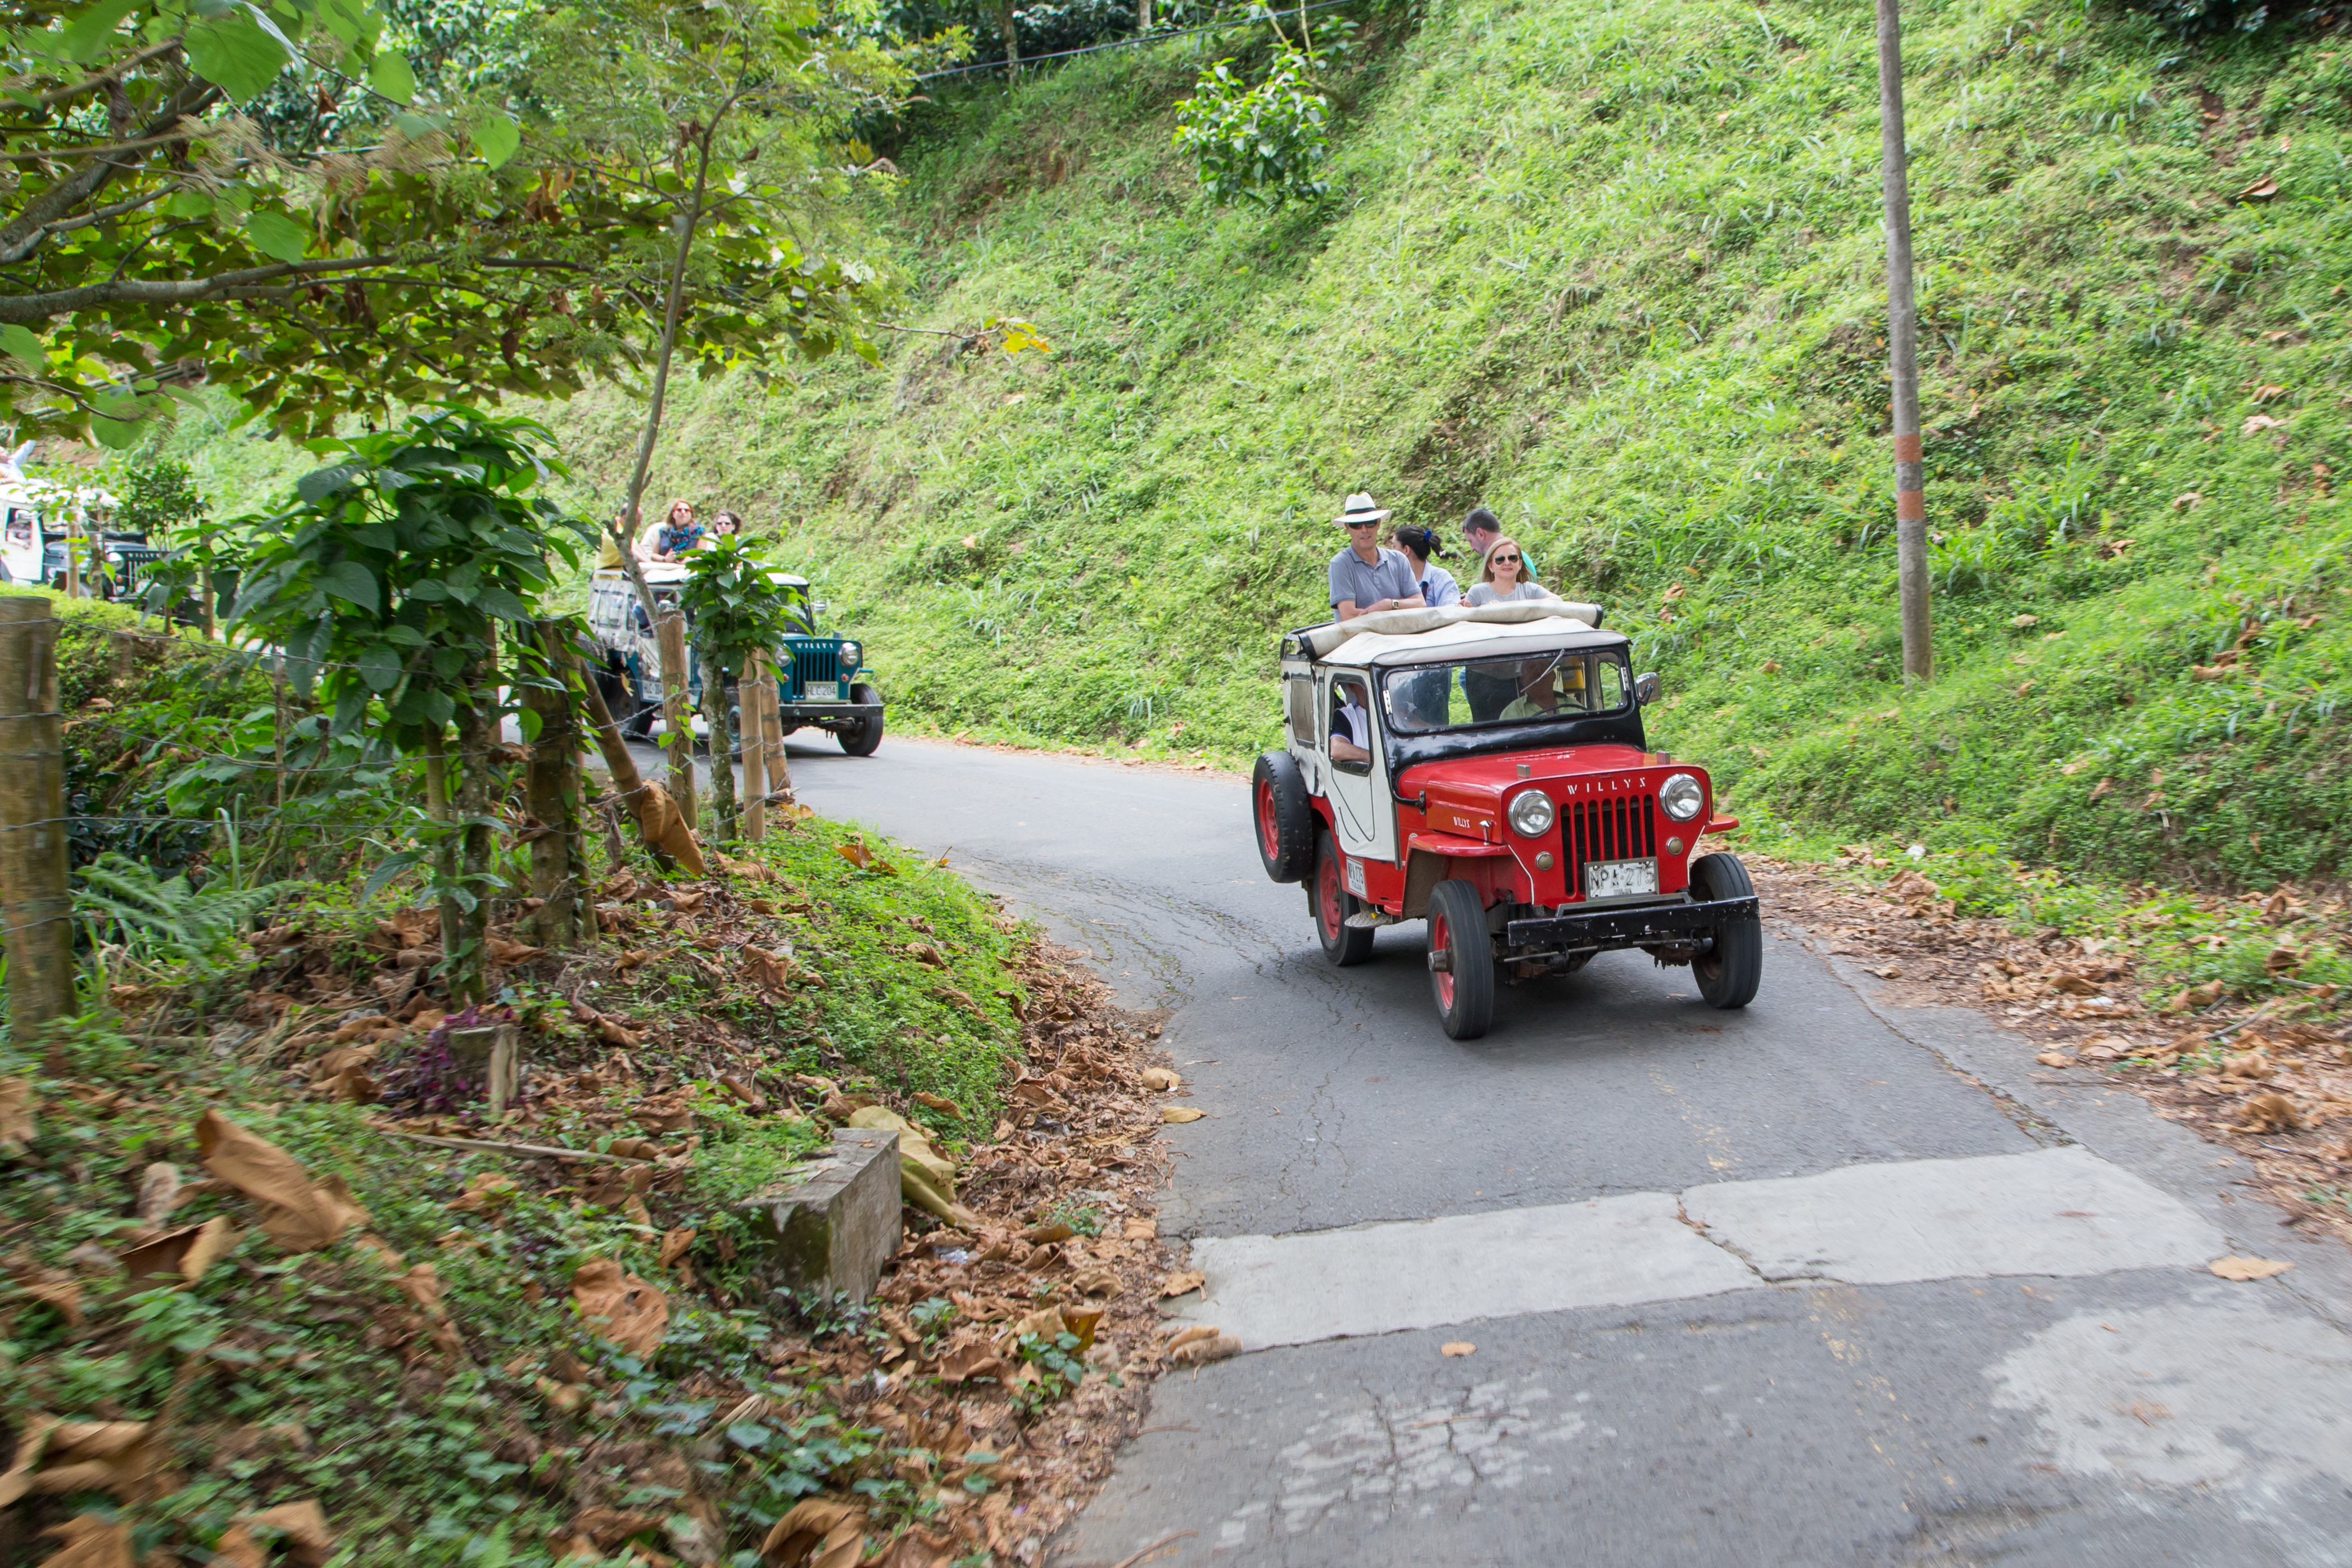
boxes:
[1379,648,1634,735]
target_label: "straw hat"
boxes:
[1334,493,1392,526]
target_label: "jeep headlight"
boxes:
[837,641,861,670]
[1506,788,1555,839]
[1659,772,1705,823]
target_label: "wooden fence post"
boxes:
[742,652,768,842]
[655,608,696,827]
[0,598,75,1052]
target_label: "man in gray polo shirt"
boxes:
[1328,493,1424,621]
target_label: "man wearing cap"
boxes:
[1328,493,1424,622]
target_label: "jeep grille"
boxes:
[1562,792,1656,898]
[790,643,841,691]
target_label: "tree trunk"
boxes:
[655,607,696,826]
[700,649,737,844]
[449,656,502,1005]
[523,620,584,948]
[1138,0,1149,31]
[422,728,460,965]
[570,634,705,876]
[613,125,722,631]
[996,0,1019,75]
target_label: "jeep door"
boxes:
[1323,670,1397,864]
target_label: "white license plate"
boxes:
[1585,858,1659,900]
[803,681,841,704]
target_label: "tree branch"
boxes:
[0,81,217,262]
[0,255,588,322]
[11,39,187,111]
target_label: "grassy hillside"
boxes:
[167,0,2352,887]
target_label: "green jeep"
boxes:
[769,575,885,756]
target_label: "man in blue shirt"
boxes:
[1327,493,1423,621]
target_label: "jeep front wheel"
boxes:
[1425,879,1496,1040]
[1689,851,1762,1009]
[837,682,884,756]
[1313,829,1375,966]
[1251,751,1314,883]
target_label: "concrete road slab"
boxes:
[1061,1272,2352,1568]
[1684,1145,2226,1285]
[1173,1191,1757,1349]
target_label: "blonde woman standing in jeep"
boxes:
[1464,536,1557,606]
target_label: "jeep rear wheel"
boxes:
[1251,751,1314,883]
[1313,830,1375,966]
[1690,851,1762,1009]
[1426,879,1496,1040]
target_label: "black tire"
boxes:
[1426,878,1496,1040]
[1251,751,1315,883]
[623,680,656,740]
[837,682,884,756]
[1312,828,1375,966]
[1690,851,1762,1009]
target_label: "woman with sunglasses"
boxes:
[1464,536,1556,606]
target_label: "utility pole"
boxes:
[0,597,74,1053]
[1877,0,1933,682]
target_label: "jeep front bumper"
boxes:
[1503,895,1757,953]
[777,700,882,725]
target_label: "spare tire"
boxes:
[1252,751,1315,883]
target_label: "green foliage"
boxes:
[528,0,2352,890]
[229,406,582,748]
[74,849,293,976]
[678,535,809,672]
[112,459,210,540]
[1173,51,1331,208]
[0,0,910,447]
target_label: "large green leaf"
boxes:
[356,643,403,692]
[473,114,522,170]
[318,559,379,611]
[62,0,144,64]
[185,11,293,102]
[369,49,418,104]
[246,210,311,265]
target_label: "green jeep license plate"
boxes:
[803,680,841,703]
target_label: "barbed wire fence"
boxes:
[0,598,802,1050]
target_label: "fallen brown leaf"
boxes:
[0,1076,34,1153]
[1162,1107,1206,1123]
[116,1215,238,1290]
[1141,1068,1181,1092]
[572,1258,669,1356]
[1440,1341,1476,1357]
[195,1110,365,1252]
[1160,1270,1205,1298]
[659,1227,697,1269]
[2209,1254,2294,1281]
[487,935,546,964]
[36,1515,134,1568]
[762,1498,867,1568]
[2235,1092,2303,1132]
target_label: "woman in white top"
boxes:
[1463,536,1558,606]
[1390,526,1461,608]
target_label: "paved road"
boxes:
[708,736,2352,1566]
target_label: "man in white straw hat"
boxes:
[1327,493,1425,622]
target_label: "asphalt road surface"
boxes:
[652,734,2352,1567]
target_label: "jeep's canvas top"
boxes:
[591,565,810,588]
[1291,600,1616,669]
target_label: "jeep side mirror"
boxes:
[1634,672,1662,705]
[814,599,830,615]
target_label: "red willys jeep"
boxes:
[1250,601,1760,1039]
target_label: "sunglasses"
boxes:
[1344,519,1379,530]
[1492,554,1521,565]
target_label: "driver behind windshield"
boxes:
[1499,656,1586,721]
